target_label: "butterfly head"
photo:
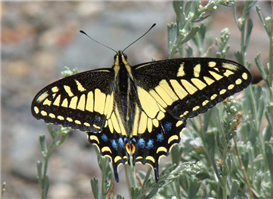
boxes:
[113,51,129,69]
[115,51,127,61]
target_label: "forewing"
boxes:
[31,69,115,132]
[133,58,252,120]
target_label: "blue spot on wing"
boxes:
[146,139,154,149]
[164,122,172,132]
[118,137,125,148]
[101,134,108,142]
[111,140,118,150]
[137,138,145,149]
[156,134,164,142]
[173,103,181,111]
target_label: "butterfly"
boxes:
[31,24,252,182]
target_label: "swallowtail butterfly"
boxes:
[31,24,252,182]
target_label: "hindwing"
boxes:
[130,102,186,182]
[86,101,128,182]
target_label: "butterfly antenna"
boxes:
[79,30,117,53]
[122,23,156,53]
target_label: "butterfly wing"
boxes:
[129,102,187,182]
[131,58,252,181]
[133,58,252,120]
[31,69,128,182]
[86,101,128,182]
[31,69,115,132]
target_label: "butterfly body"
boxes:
[31,50,252,182]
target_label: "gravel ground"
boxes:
[1,1,269,198]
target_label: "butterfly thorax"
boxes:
[112,51,136,138]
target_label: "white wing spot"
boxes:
[242,72,248,80]
[181,79,197,94]
[34,106,39,114]
[223,70,234,77]
[202,100,209,106]
[43,99,52,106]
[57,115,65,120]
[203,76,215,85]
[53,94,61,106]
[219,89,227,95]
[37,91,49,103]
[49,113,56,118]
[75,120,81,125]
[75,80,86,92]
[192,106,200,111]
[51,86,59,93]
[228,84,235,90]
[41,110,47,116]
[193,64,201,77]
[67,117,73,122]
[210,94,217,100]
[208,61,216,67]
[176,120,184,127]
[69,96,78,109]
[191,78,206,90]
[61,98,69,108]
[64,85,74,97]
[209,71,223,80]
[177,63,185,77]
[235,78,242,85]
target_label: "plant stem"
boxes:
[233,138,253,199]
[98,159,106,199]
[41,151,51,199]
[269,1,273,96]
[1,182,6,199]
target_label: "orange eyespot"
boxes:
[126,143,135,154]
